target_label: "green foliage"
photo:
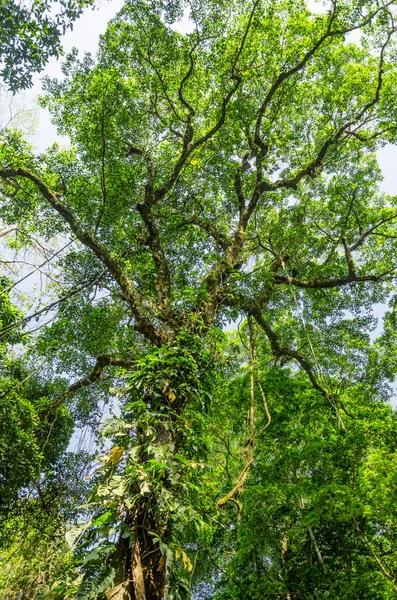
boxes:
[0,0,95,90]
[195,365,397,600]
[77,564,115,600]
[0,523,78,599]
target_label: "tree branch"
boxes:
[272,270,394,289]
[0,270,105,341]
[49,354,134,412]
[353,518,397,593]
[95,100,108,232]
[181,216,230,251]
[0,168,162,344]
[254,0,395,150]
[0,223,18,237]
[256,13,396,195]
[153,0,259,203]
[350,213,397,251]
[133,152,172,311]
[252,310,350,423]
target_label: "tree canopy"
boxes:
[1,0,397,598]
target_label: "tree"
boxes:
[1,0,397,598]
[0,0,94,90]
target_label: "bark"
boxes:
[107,537,133,599]
[132,507,167,600]
[131,534,146,600]
[108,512,167,600]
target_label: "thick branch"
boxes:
[342,236,356,276]
[234,156,249,215]
[253,311,332,401]
[201,7,395,319]
[272,272,385,289]
[177,42,198,117]
[254,0,395,149]
[137,201,172,309]
[0,168,161,344]
[49,354,134,412]
[134,151,172,309]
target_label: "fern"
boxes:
[77,563,115,600]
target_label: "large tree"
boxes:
[2,0,397,598]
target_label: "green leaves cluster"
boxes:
[0,0,95,90]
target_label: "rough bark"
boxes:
[108,515,167,600]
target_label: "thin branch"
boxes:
[0,270,106,341]
[216,455,254,512]
[0,239,74,297]
[149,92,183,139]
[353,518,397,593]
[256,360,271,435]
[0,223,18,238]
[298,496,326,571]
[0,354,53,401]
[350,213,397,251]
[95,101,108,232]
[217,315,256,511]
[257,20,396,195]
[254,0,395,150]
[147,51,184,123]
[153,0,259,203]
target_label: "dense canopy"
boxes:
[1,0,397,598]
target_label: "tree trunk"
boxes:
[108,501,167,600]
[133,513,167,600]
[108,383,184,599]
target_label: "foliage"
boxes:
[201,365,397,599]
[77,564,115,600]
[0,0,95,90]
